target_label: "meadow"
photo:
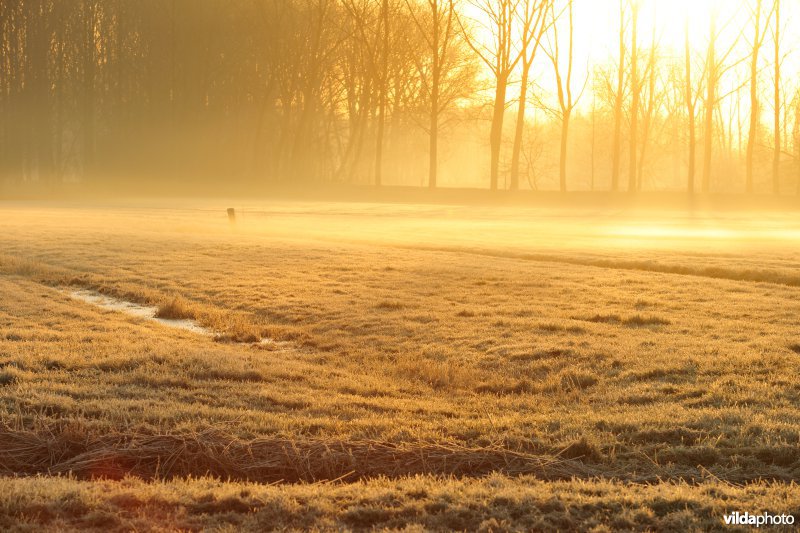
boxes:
[1,200,799,531]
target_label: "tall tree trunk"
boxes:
[252,84,274,177]
[628,1,639,193]
[685,16,695,193]
[24,0,54,184]
[428,2,440,189]
[773,0,781,194]
[551,0,576,193]
[429,69,439,189]
[796,98,800,195]
[375,0,389,187]
[702,15,716,194]
[55,29,65,183]
[510,61,532,191]
[637,34,656,191]
[591,93,596,190]
[509,1,547,192]
[559,110,570,192]
[611,0,625,192]
[489,75,507,191]
[797,132,800,195]
[83,1,96,181]
[746,0,763,194]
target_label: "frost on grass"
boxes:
[69,290,209,335]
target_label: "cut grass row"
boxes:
[1,421,798,485]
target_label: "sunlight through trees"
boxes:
[1,0,798,193]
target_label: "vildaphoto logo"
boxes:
[723,511,795,527]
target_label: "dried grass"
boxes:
[155,295,196,320]
[0,425,582,483]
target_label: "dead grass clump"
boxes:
[581,313,623,324]
[475,379,534,396]
[256,324,309,344]
[633,299,650,309]
[577,313,669,328]
[375,300,404,311]
[626,366,692,383]
[659,446,721,467]
[190,368,264,382]
[620,394,659,406]
[622,314,671,327]
[212,318,263,343]
[565,372,598,390]
[628,428,704,446]
[566,325,587,334]
[557,370,598,391]
[0,369,20,387]
[0,254,52,279]
[213,332,260,344]
[540,369,598,395]
[558,437,603,461]
[407,313,438,324]
[788,343,800,354]
[538,322,563,332]
[398,357,478,390]
[754,446,798,467]
[156,295,196,320]
[536,322,586,334]
[0,425,577,483]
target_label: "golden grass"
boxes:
[1,202,800,528]
[155,295,196,320]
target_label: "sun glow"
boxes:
[573,0,790,61]
[465,0,800,128]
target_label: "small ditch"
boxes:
[69,289,210,335]
[66,289,291,349]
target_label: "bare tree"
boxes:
[543,0,585,192]
[637,30,663,191]
[462,0,522,190]
[610,0,628,192]
[795,88,800,194]
[772,0,781,194]
[376,0,390,185]
[406,0,472,188]
[683,12,705,194]
[701,5,746,193]
[745,0,774,193]
[627,0,640,192]
[82,0,97,180]
[509,0,550,191]
[342,0,398,186]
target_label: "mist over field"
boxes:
[2,1,800,531]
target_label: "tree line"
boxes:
[1,0,798,194]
